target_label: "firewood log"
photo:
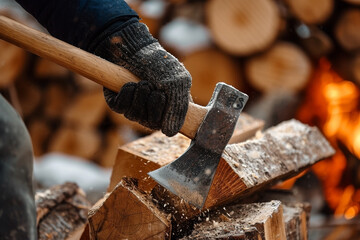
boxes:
[63,89,107,128]
[181,200,286,240]
[107,108,154,135]
[245,41,312,93]
[91,179,313,239]
[293,23,333,59]
[109,113,264,192]
[335,9,360,52]
[15,78,42,117]
[206,0,281,56]
[183,48,243,105]
[43,83,73,120]
[27,118,51,156]
[283,0,334,24]
[254,189,311,240]
[74,74,102,92]
[35,58,69,79]
[88,178,171,240]
[111,119,334,210]
[0,39,26,88]
[48,125,101,160]
[36,182,91,240]
[97,129,126,168]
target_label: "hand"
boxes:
[90,20,191,137]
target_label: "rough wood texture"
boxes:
[36,182,91,240]
[203,119,335,209]
[256,190,311,240]
[245,41,312,93]
[183,48,243,105]
[335,9,360,52]
[206,0,281,56]
[181,200,286,240]
[88,178,171,240]
[109,113,264,192]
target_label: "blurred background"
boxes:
[1,0,360,239]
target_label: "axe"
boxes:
[0,15,248,208]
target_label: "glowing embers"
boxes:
[297,58,360,219]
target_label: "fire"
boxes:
[297,58,360,219]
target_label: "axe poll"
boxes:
[0,15,248,208]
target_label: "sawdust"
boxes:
[168,180,205,208]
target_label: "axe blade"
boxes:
[148,83,248,209]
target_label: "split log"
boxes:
[43,83,73,120]
[245,41,312,93]
[111,119,334,210]
[63,89,107,128]
[181,200,286,240]
[283,0,334,24]
[204,119,334,209]
[206,0,281,56]
[48,125,101,160]
[15,78,42,117]
[107,108,154,135]
[36,182,91,240]
[254,189,311,240]
[0,39,26,88]
[27,118,51,156]
[335,9,360,52]
[0,10,27,88]
[35,58,69,79]
[109,113,264,192]
[97,129,126,168]
[74,74,102,92]
[91,179,313,239]
[88,178,171,240]
[183,48,243,105]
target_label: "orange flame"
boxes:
[297,58,360,219]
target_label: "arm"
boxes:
[15,0,138,49]
[15,0,192,137]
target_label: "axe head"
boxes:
[148,83,248,209]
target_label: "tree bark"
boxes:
[36,182,91,240]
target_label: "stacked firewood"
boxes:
[85,118,335,239]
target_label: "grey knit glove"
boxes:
[91,21,191,137]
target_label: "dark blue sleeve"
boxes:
[15,0,139,49]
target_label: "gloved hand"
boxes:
[89,19,192,137]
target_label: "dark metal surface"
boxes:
[148,83,248,209]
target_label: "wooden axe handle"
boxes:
[0,15,206,139]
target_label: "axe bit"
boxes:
[0,15,248,208]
